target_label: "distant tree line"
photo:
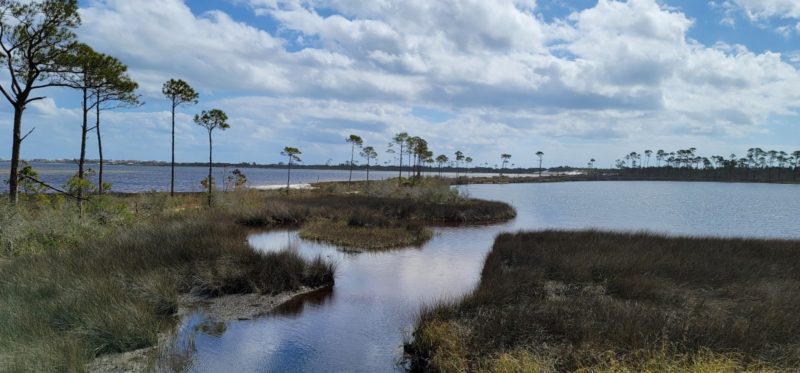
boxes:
[610,148,800,182]
[337,131,551,185]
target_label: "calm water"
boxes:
[0,162,516,192]
[165,182,800,372]
[0,162,400,192]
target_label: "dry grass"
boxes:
[0,194,334,372]
[408,231,800,372]
[233,193,516,227]
[231,181,513,250]
[0,181,512,371]
[299,219,433,251]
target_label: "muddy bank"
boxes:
[88,286,328,372]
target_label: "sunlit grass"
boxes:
[0,193,334,372]
[408,231,800,372]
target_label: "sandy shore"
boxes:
[88,286,327,372]
[251,183,313,190]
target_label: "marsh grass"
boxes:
[232,180,513,250]
[234,193,516,227]
[408,231,800,372]
[0,182,509,371]
[0,194,334,372]
[299,219,433,251]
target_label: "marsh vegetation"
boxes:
[0,192,335,371]
[408,231,800,372]
[0,178,514,371]
[235,179,516,250]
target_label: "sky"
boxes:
[1,0,799,168]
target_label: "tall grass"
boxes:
[408,231,800,372]
[299,219,433,251]
[230,181,514,250]
[0,193,334,372]
[0,183,509,370]
[234,193,516,227]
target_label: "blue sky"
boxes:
[1,0,799,167]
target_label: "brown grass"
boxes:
[0,197,334,372]
[0,180,512,371]
[299,219,433,251]
[408,231,800,372]
[234,193,516,227]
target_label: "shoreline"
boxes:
[251,183,313,190]
[449,174,800,186]
[3,174,798,197]
[88,285,330,372]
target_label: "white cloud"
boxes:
[726,0,800,21]
[35,0,799,166]
[79,0,294,96]
[719,0,800,36]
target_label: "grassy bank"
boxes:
[453,173,800,186]
[0,194,334,372]
[299,219,433,251]
[408,231,800,372]
[0,179,513,370]
[237,179,516,249]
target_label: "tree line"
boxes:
[277,132,548,190]
[611,148,800,182]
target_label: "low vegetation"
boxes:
[299,219,432,251]
[236,178,516,249]
[408,231,800,372]
[0,193,334,372]
[0,178,512,370]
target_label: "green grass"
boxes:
[408,231,800,372]
[0,193,334,372]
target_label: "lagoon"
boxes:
[163,181,800,372]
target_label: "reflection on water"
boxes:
[272,287,335,317]
[170,225,506,372]
[164,181,800,372]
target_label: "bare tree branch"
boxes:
[18,174,86,201]
[20,126,34,142]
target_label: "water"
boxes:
[0,162,402,192]
[166,181,800,372]
[0,161,518,193]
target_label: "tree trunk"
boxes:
[407,152,412,178]
[78,88,89,213]
[207,129,213,207]
[366,159,370,189]
[539,159,543,177]
[8,106,23,204]
[398,144,403,183]
[170,99,176,197]
[349,143,354,187]
[95,92,104,194]
[286,158,292,193]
